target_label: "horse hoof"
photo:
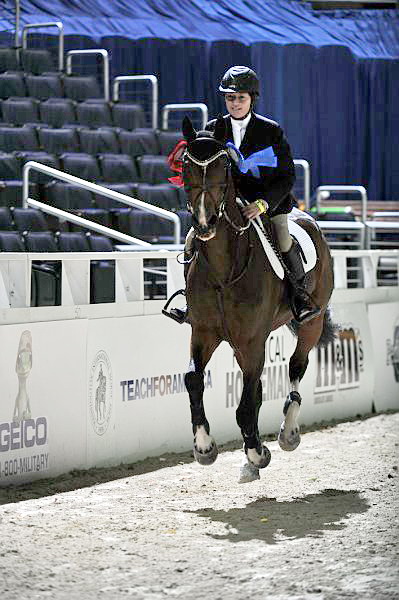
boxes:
[238,459,260,484]
[246,444,271,469]
[193,440,218,465]
[278,424,301,452]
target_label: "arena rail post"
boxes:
[113,75,159,129]
[22,161,181,244]
[316,185,368,224]
[66,49,109,101]
[161,103,209,131]
[22,21,64,71]
[293,159,310,211]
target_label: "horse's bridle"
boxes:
[183,145,250,235]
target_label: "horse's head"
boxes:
[182,115,230,241]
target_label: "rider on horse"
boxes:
[169,65,320,325]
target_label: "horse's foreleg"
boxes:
[279,312,325,451]
[185,329,220,465]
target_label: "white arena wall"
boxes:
[0,249,398,486]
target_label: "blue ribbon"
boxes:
[226,142,277,178]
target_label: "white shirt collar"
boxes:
[230,112,252,148]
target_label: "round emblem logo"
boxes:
[88,350,113,435]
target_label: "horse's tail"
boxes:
[287,306,339,348]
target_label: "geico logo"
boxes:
[0,417,47,452]
[315,327,363,392]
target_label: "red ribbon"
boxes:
[167,139,187,188]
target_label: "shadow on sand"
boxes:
[187,489,369,544]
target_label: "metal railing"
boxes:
[113,75,159,129]
[66,49,110,101]
[161,103,208,131]
[14,0,20,49]
[22,21,64,71]
[22,162,181,244]
[315,185,368,224]
[293,159,310,210]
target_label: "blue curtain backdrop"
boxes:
[1,0,398,199]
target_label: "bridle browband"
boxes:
[183,143,250,234]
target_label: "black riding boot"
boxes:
[165,253,192,324]
[282,242,321,324]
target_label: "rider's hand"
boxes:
[242,199,268,220]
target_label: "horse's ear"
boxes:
[213,114,226,143]
[182,116,196,142]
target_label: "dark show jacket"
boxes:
[206,113,296,217]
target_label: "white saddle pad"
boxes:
[241,204,317,280]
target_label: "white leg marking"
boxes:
[195,424,213,452]
[198,192,207,226]
[246,447,264,467]
[290,378,299,393]
[284,400,300,433]
[239,455,260,484]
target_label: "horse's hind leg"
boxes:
[185,328,220,465]
[279,312,325,451]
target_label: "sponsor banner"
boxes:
[0,321,87,486]
[368,302,399,411]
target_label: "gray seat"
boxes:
[61,153,101,181]
[20,49,56,75]
[0,73,26,99]
[0,206,13,230]
[112,102,145,130]
[63,76,101,102]
[0,231,25,251]
[158,130,183,156]
[43,180,94,210]
[118,129,160,157]
[79,128,119,154]
[38,127,80,154]
[1,97,40,126]
[25,74,63,100]
[99,153,139,183]
[0,48,19,73]
[136,183,178,211]
[39,98,77,127]
[138,155,171,184]
[76,100,113,128]
[15,152,60,183]
[0,153,21,180]
[13,208,48,232]
[0,126,38,152]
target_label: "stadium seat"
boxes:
[87,234,114,252]
[79,128,119,154]
[93,182,137,209]
[43,180,94,210]
[0,206,13,230]
[60,153,101,181]
[57,231,90,252]
[16,151,60,183]
[0,152,21,180]
[0,72,26,99]
[138,155,172,184]
[63,76,101,102]
[136,182,178,211]
[0,181,38,208]
[13,208,48,232]
[39,98,77,128]
[0,48,19,72]
[20,49,56,75]
[23,231,58,252]
[1,97,40,126]
[25,74,63,100]
[112,102,145,130]
[118,129,160,157]
[99,153,139,183]
[76,100,113,128]
[158,130,183,155]
[0,126,38,152]
[0,231,25,251]
[38,127,80,154]
[72,208,111,229]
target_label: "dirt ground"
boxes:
[0,412,398,600]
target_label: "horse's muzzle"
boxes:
[193,214,217,241]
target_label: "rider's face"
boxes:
[225,92,251,119]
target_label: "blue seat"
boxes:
[0,153,21,180]
[0,73,26,99]
[61,153,101,181]
[136,182,178,211]
[0,206,13,230]
[13,208,48,232]
[25,74,63,100]
[0,231,25,251]
[43,180,94,210]
[112,102,145,130]
[38,127,80,154]
[94,182,137,209]
[23,231,58,252]
[118,129,160,157]
[99,153,139,183]
[0,181,38,208]
[79,128,119,154]
[39,98,77,127]
[0,48,19,73]
[70,208,111,232]
[87,234,114,252]
[16,152,60,184]
[0,126,38,152]
[158,130,183,156]
[1,97,40,126]
[63,76,101,102]
[138,155,172,184]
[20,49,56,75]
[76,100,113,128]
[57,232,90,252]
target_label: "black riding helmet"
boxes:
[219,66,260,96]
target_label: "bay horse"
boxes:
[180,116,335,483]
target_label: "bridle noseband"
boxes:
[183,143,250,234]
